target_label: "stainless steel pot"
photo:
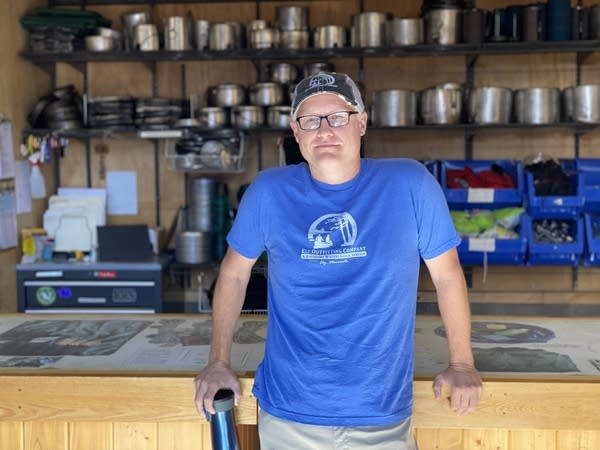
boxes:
[193,20,210,50]
[209,23,236,50]
[313,25,347,48]
[207,84,246,107]
[276,6,308,31]
[420,83,463,124]
[385,18,423,46]
[85,35,115,52]
[268,62,298,84]
[175,231,211,264]
[267,106,292,129]
[352,12,388,47]
[425,8,462,45]
[563,85,600,123]
[231,105,264,129]
[515,88,560,124]
[249,28,279,49]
[303,62,335,78]
[199,106,228,129]
[280,30,309,49]
[249,82,284,106]
[121,11,151,51]
[468,87,513,124]
[133,24,159,51]
[371,89,418,126]
[164,16,191,51]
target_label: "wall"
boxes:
[0,0,49,312]
[4,0,600,311]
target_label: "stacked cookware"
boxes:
[370,83,600,127]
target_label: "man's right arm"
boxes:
[194,247,258,416]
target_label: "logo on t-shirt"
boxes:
[300,212,367,263]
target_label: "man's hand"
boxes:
[432,362,482,415]
[194,360,242,418]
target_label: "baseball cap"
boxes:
[291,72,365,119]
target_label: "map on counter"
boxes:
[0,314,598,377]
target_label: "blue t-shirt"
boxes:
[227,158,460,427]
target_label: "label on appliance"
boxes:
[36,286,57,306]
[35,271,63,278]
[468,238,496,252]
[467,188,494,203]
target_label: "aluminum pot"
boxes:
[209,23,236,50]
[175,231,211,264]
[267,106,292,129]
[85,35,115,52]
[194,20,210,50]
[249,28,279,49]
[563,85,600,123]
[313,25,347,49]
[164,16,191,51]
[276,6,308,31]
[121,11,151,50]
[303,62,335,78]
[371,89,418,126]
[207,84,246,107]
[385,18,423,46]
[515,88,560,124]
[468,87,513,124]
[352,12,388,47]
[133,24,159,51]
[199,106,228,129]
[420,83,463,124]
[268,62,298,84]
[249,82,284,106]
[425,8,463,45]
[231,105,264,129]
[280,30,309,49]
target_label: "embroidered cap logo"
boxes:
[309,73,337,89]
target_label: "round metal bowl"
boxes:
[85,35,115,52]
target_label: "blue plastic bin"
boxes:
[441,160,524,209]
[524,214,584,266]
[583,213,600,266]
[456,213,527,265]
[575,159,600,212]
[525,159,584,218]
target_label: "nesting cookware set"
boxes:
[89,2,600,54]
[370,84,600,127]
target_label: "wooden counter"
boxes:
[0,314,599,450]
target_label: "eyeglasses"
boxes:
[296,111,359,131]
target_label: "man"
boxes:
[195,71,482,449]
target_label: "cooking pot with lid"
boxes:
[420,83,463,124]
[303,62,335,78]
[468,87,513,124]
[207,84,246,107]
[371,89,418,127]
[199,107,228,129]
[231,105,264,129]
[249,82,284,107]
[268,62,298,84]
[514,88,560,124]
[267,106,292,129]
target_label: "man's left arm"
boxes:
[424,247,483,415]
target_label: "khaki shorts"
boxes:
[258,409,419,450]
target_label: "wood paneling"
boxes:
[1,374,599,449]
